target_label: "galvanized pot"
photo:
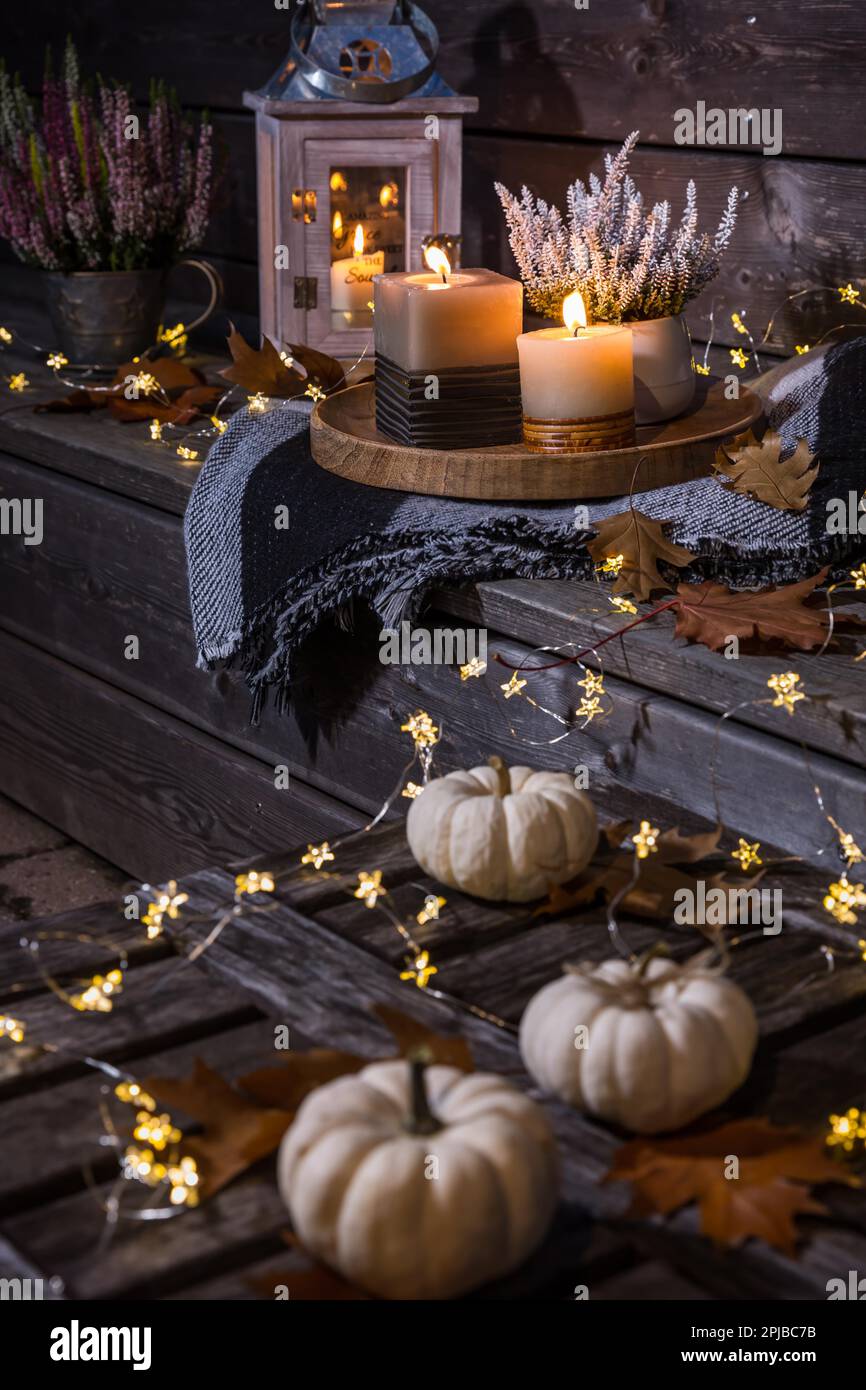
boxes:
[42,268,168,366]
[41,260,221,367]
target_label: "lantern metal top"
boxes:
[253,0,460,105]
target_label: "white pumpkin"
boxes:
[406,758,598,902]
[278,1054,559,1299]
[519,954,758,1134]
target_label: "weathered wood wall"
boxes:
[3,1,865,350]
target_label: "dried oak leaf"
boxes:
[220,325,345,398]
[605,1117,853,1256]
[586,510,696,601]
[144,1058,292,1199]
[673,569,831,652]
[238,1048,367,1111]
[110,383,223,424]
[656,824,723,864]
[714,429,818,511]
[372,1002,475,1071]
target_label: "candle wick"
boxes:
[440,271,447,284]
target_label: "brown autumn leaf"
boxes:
[534,853,716,922]
[372,1002,475,1071]
[673,570,831,652]
[656,824,723,864]
[219,326,345,399]
[605,1117,852,1255]
[238,1047,367,1110]
[714,428,819,511]
[586,509,696,601]
[144,1058,292,1198]
[36,353,219,423]
[110,383,223,424]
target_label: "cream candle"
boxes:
[517,292,635,453]
[373,247,523,448]
[331,223,384,314]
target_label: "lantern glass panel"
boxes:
[329,164,406,331]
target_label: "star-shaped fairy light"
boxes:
[176,445,199,461]
[0,327,12,343]
[70,968,124,1013]
[767,671,805,714]
[693,360,710,376]
[0,1015,25,1045]
[401,782,423,800]
[133,1111,181,1151]
[500,672,527,700]
[610,595,637,616]
[826,1107,866,1154]
[301,842,334,870]
[731,311,748,336]
[133,371,159,396]
[355,869,385,909]
[596,553,624,576]
[401,711,439,749]
[210,415,228,434]
[247,392,267,413]
[235,870,275,895]
[838,283,861,305]
[9,373,28,392]
[304,383,326,403]
[578,669,605,697]
[795,344,811,355]
[459,657,487,680]
[731,838,763,871]
[632,820,660,860]
[159,322,188,355]
[729,347,749,370]
[576,695,602,723]
[823,875,866,925]
[416,894,446,927]
[149,419,163,441]
[834,827,864,868]
[142,880,189,940]
[400,949,438,989]
[850,563,866,590]
[46,351,68,369]
[115,1082,156,1112]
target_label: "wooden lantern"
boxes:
[244,1,477,359]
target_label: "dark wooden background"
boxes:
[3,1,865,353]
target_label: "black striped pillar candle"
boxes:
[373,253,523,450]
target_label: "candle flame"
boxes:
[563,290,588,334]
[332,210,343,239]
[424,244,451,281]
[353,223,365,256]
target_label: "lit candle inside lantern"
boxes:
[373,248,523,447]
[330,223,384,315]
[517,291,635,453]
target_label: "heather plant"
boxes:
[496,132,739,323]
[0,41,216,273]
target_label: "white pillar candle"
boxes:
[374,254,522,371]
[331,223,384,314]
[517,292,635,452]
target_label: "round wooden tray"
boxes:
[310,377,763,501]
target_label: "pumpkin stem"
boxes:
[404,1046,441,1135]
[487,755,511,798]
[636,941,671,978]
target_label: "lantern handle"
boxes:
[289,0,440,104]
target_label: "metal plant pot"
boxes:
[42,268,167,366]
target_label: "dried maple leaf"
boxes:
[714,429,818,511]
[586,509,696,600]
[372,1003,474,1071]
[144,1058,292,1198]
[238,1048,367,1110]
[606,1117,851,1255]
[673,570,831,652]
[656,824,723,864]
[220,326,345,398]
[247,1233,370,1301]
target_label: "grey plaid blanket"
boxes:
[185,338,866,720]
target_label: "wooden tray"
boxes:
[310,377,763,500]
